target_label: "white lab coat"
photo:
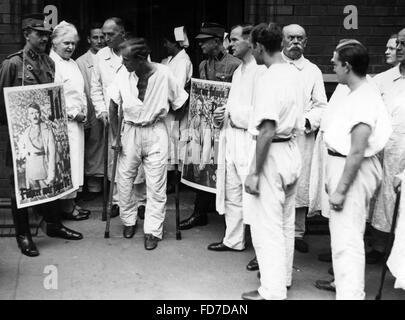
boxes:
[161,49,193,169]
[50,50,87,193]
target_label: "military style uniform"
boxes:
[0,43,81,257]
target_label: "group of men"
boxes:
[1,13,404,300]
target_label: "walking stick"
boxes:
[102,123,109,222]
[375,191,402,300]
[175,164,182,240]
[104,108,124,239]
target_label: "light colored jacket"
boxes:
[90,47,123,118]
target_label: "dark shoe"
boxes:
[295,238,309,253]
[318,252,332,263]
[16,235,39,257]
[328,267,334,276]
[242,290,265,301]
[247,257,259,271]
[62,208,90,221]
[315,279,336,293]
[46,223,83,240]
[123,225,136,239]
[138,205,145,220]
[76,206,91,216]
[145,234,159,251]
[366,250,385,265]
[111,205,120,218]
[207,242,244,252]
[179,213,208,230]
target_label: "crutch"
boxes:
[102,123,109,222]
[104,108,124,239]
[175,163,182,240]
[375,191,402,300]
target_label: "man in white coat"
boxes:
[76,23,106,199]
[281,24,328,253]
[242,23,304,301]
[91,17,146,223]
[208,24,266,254]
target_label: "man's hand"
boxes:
[329,191,346,212]
[213,106,226,126]
[99,112,109,126]
[74,113,86,123]
[394,176,402,194]
[245,174,260,196]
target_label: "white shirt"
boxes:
[108,63,188,125]
[282,52,328,132]
[249,63,304,139]
[161,49,193,88]
[91,47,123,117]
[373,65,405,114]
[50,50,87,120]
[323,82,392,157]
[227,57,267,130]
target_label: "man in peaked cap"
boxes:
[0,13,83,258]
[179,22,241,231]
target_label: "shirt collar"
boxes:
[391,64,403,81]
[282,51,306,71]
[50,49,69,62]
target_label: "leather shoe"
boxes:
[366,250,385,265]
[111,205,120,218]
[247,257,259,271]
[207,242,244,252]
[76,206,91,216]
[46,223,83,240]
[295,238,309,253]
[123,225,136,239]
[179,213,208,230]
[315,279,336,293]
[318,251,332,262]
[242,290,265,301]
[145,234,159,251]
[138,205,145,220]
[17,235,39,257]
[62,208,89,221]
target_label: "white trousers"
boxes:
[245,141,301,300]
[326,155,382,300]
[117,122,168,239]
[222,127,253,250]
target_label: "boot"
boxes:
[11,199,39,257]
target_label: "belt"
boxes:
[28,152,46,156]
[273,137,291,143]
[124,118,161,128]
[328,149,347,158]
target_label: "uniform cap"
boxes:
[195,22,225,40]
[22,13,52,33]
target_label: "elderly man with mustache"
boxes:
[281,24,328,254]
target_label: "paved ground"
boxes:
[0,190,404,300]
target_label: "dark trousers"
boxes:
[194,190,216,216]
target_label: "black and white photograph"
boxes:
[4,83,74,209]
[0,0,405,306]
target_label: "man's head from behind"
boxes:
[103,17,126,51]
[396,28,405,65]
[332,40,369,85]
[88,22,106,54]
[27,103,42,125]
[120,38,151,74]
[229,24,253,60]
[250,22,283,65]
[282,24,307,60]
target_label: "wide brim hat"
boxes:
[195,22,225,40]
[22,13,52,33]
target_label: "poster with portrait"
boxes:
[181,79,231,194]
[4,83,74,209]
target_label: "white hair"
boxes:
[51,21,79,46]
